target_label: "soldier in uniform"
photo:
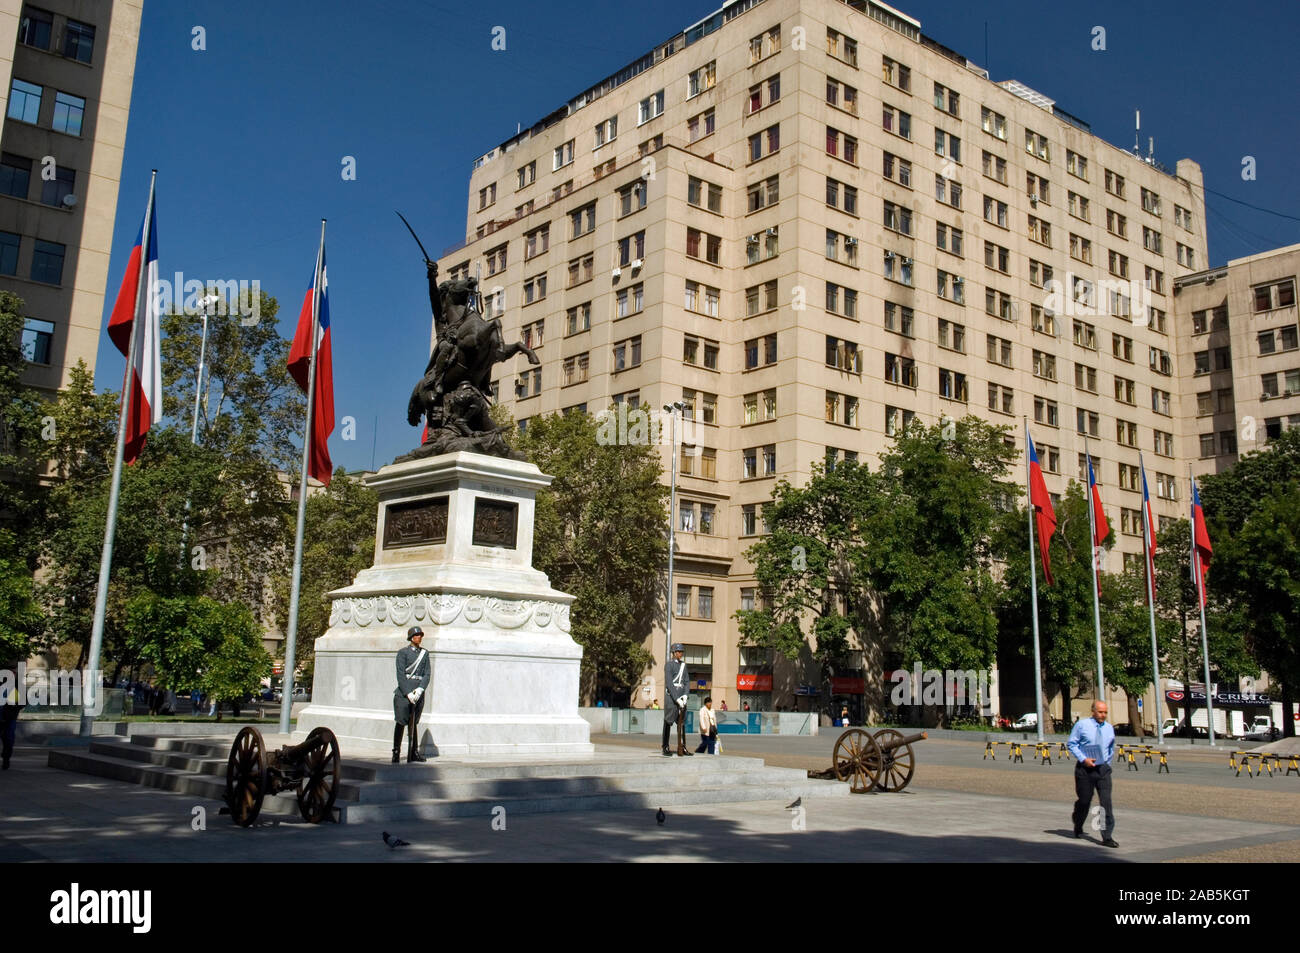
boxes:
[662,643,693,757]
[394,626,431,763]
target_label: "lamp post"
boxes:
[663,401,684,671]
[180,294,220,567]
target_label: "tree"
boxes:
[271,468,378,681]
[1200,432,1300,734]
[0,290,55,562]
[516,410,667,704]
[124,592,270,717]
[742,417,1016,719]
[0,529,43,663]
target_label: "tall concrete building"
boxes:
[2,0,142,399]
[435,0,1212,715]
[1174,244,1299,479]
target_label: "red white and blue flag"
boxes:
[1191,477,1213,607]
[1027,432,1057,585]
[287,247,334,486]
[1087,453,1109,595]
[1139,456,1158,601]
[106,194,161,464]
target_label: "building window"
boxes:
[1027,215,1051,247]
[553,139,575,171]
[524,224,549,260]
[0,231,19,275]
[750,25,781,63]
[938,368,968,402]
[882,201,912,237]
[688,108,717,143]
[825,336,861,372]
[883,151,911,187]
[980,106,1007,140]
[617,231,645,268]
[614,283,644,319]
[18,7,53,50]
[8,79,41,125]
[687,60,716,98]
[0,153,31,199]
[986,334,1012,367]
[880,103,912,140]
[1031,305,1056,337]
[936,270,964,304]
[935,129,961,163]
[937,319,966,353]
[826,127,858,164]
[613,335,642,371]
[750,73,782,113]
[1114,376,1136,405]
[594,116,617,148]
[1066,150,1088,180]
[824,177,856,215]
[63,18,95,63]
[745,280,778,317]
[826,27,858,67]
[936,223,963,257]
[988,383,1014,415]
[1175,205,1194,231]
[478,183,497,209]
[30,239,64,284]
[825,283,858,319]
[522,273,547,305]
[885,405,916,437]
[686,227,721,265]
[516,161,536,189]
[567,253,593,287]
[825,77,858,115]
[20,317,53,364]
[884,354,917,388]
[1032,350,1056,381]
[1076,409,1099,436]
[1151,388,1172,416]
[882,250,912,285]
[749,174,781,213]
[1024,129,1050,162]
[570,202,596,237]
[688,177,723,213]
[1112,333,1133,363]
[561,352,589,386]
[1253,280,1296,312]
[566,302,591,336]
[983,196,1007,227]
[515,367,541,399]
[981,150,1007,184]
[933,82,959,116]
[824,390,859,426]
[1033,397,1059,428]
[638,90,665,125]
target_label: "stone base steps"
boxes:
[48,734,849,822]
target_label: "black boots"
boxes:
[406,723,426,762]
[662,724,672,756]
[392,724,403,763]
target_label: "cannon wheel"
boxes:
[296,727,341,823]
[225,727,269,827]
[872,728,917,792]
[833,728,884,793]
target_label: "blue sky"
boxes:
[95,0,1300,471]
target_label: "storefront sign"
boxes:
[736,674,772,692]
[830,677,866,695]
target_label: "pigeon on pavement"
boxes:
[786,796,802,809]
[655,807,666,825]
[383,831,410,848]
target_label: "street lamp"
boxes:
[663,401,685,670]
[180,294,220,567]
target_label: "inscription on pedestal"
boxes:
[383,497,449,549]
[472,498,518,549]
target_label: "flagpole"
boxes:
[82,170,157,738]
[280,219,325,736]
[1085,439,1105,705]
[1141,453,1163,743]
[1025,419,1044,743]
[1191,465,1215,748]
[179,294,215,568]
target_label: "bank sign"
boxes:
[1165,689,1271,706]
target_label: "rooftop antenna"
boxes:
[1147,136,1155,164]
[1134,109,1141,156]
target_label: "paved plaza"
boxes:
[1,732,1297,862]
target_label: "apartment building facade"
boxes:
[435,0,1211,715]
[1174,244,1300,478]
[3,0,142,399]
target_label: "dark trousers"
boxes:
[1072,763,1115,837]
[695,731,716,754]
[394,696,425,751]
[2,715,17,764]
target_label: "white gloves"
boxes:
[413,687,424,699]
[676,696,687,708]
[407,688,424,704]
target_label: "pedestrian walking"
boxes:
[1,663,21,770]
[840,705,850,727]
[1067,700,1118,847]
[695,697,718,754]
[393,626,431,763]
[719,699,727,711]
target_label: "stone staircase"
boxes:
[48,733,849,822]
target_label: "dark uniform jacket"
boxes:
[663,657,690,725]
[393,645,431,724]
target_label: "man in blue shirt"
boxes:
[1067,699,1118,847]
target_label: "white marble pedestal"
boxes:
[294,452,593,757]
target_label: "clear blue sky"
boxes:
[94,0,1300,471]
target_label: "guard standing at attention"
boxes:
[662,643,693,757]
[394,626,431,763]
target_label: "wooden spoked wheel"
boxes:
[225,727,268,827]
[833,728,884,793]
[872,728,916,792]
[296,727,340,823]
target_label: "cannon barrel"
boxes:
[877,730,927,751]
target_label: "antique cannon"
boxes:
[224,726,341,826]
[817,727,927,793]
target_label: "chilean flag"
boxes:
[1191,478,1213,607]
[1087,454,1109,595]
[1027,432,1057,585]
[1140,457,1158,602]
[287,247,334,486]
[106,195,161,464]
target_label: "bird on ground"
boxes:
[786,796,802,810]
[383,831,410,848]
[655,807,666,825]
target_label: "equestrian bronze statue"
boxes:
[396,214,539,463]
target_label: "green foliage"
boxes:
[271,469,378,678]
[1200,432,1300,698]
[516,410,667,703]
[742,417,1015,710]
[125,592,270,706]
[0,529,43,662]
